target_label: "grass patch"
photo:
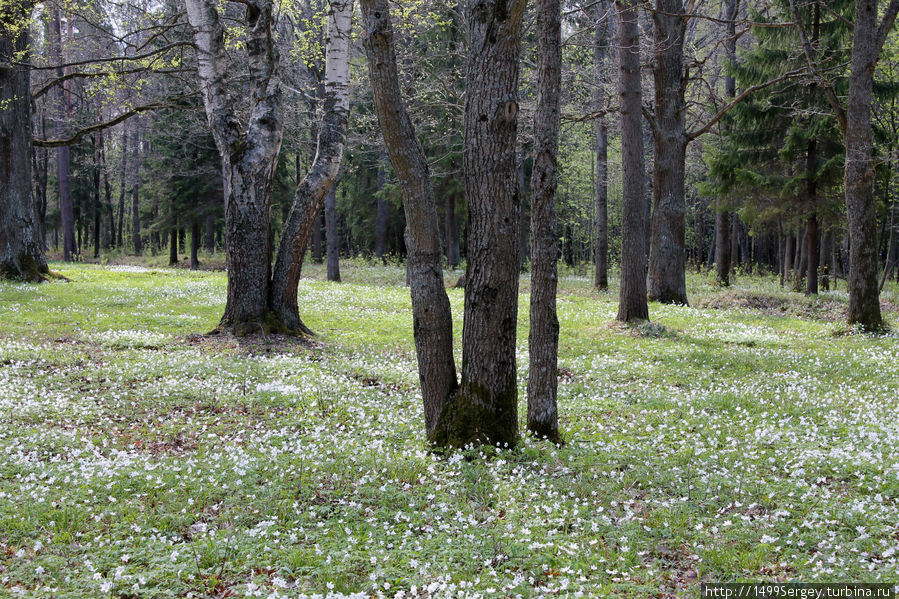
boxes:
[0,263,897,597]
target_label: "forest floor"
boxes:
[1,262,898,598]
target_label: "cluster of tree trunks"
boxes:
[186,0,352,335]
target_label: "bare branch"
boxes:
[33,93,199,148]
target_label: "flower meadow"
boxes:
[1,262,898,598]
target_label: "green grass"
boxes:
[1,261,897,597]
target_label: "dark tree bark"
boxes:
[593,5,610,290]
[312,210,324,263]
[647,0,688,305]
[428,0,527,447]
[269,0,352,332]
[616,0,649,321]
[169,222,178,265]
[205,213,215,253]
[1,11,50,281]
[783,228,793,285]
[842,0,899,329]
[191,221,201,270]
[445,192,459,269]
[360,0,458,441]
[715,211,731,286]
[324,185,341,281]
[186,0,283,333]
[375,149,388,262]
[527,0,562,443]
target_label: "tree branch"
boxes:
[33,94,199,148]
[876,0,899,57]
[687,67,806,141]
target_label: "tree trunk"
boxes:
[269,0,353,332]
[431,0,526,447]
[616,0,649,321]
[1,18,49,281]
[445,193,459,269]
[191,221,201,270]
[783,228,793,285]
[806,213,818,295]
[205,213,215,253]
[101,132,113,250]
[325,185,341,281]
[526,0,562,443]
[375,149,389,262]
[51,8,76,261]
[793,226,806,292]
[843,0,895,329]
[169,223,178,265]
[312,210,324,263]
[593,1,610,290]
[647,0,688,305]
[186,0,283,334]
[361,0,458,441]
[821,226,831,291]
[131,123,142,254]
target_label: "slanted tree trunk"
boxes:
[269,0,353,332]
[647,0,688,305]
[325,185,341,281]
[361,0,458,441]
[593,1,610,290]
[1,15,50,281]
[527,0,562,443]
[616,0,649,321]
[842,0,899,328]
[375,149,389,262]
[185,0,283,333]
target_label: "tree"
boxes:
[1,0,49,281]
[527,0,562,442]
[842,0,899,329]
[360,0,458,441]
[593,1,612,291]
[269,0,352,332]
[615,0,649,322]
[185,0,283,333]
[716,0,738,287]
[646,0,689,305]
[364,0,525,447]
